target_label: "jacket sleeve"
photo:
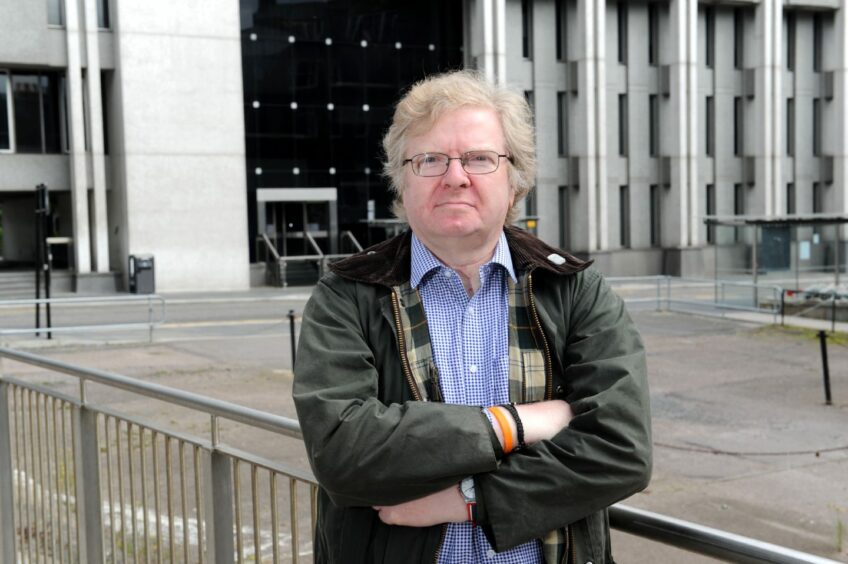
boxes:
[292,274,501,507]
[475,268,652,551]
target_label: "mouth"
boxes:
[435,201,474,208]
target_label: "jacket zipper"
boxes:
[529,273,574,564]
[526,273,554,401]
[390,289,448,562]
[390,289,422,401]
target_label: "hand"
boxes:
[374,486,467,527]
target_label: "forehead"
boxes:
[405,106,505,153]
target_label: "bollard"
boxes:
[817,330,832,405]
[780,290,785,327]
[289,310,297,367]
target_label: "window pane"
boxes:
[0,73,10,150]
[97,0,110,29]
[48,0,63,25]
[41,73,62,153]
[12,74,43,153]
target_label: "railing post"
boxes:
[72,404,104,563]
[205,449,235,564]
[0,380,17,563]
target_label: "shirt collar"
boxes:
[410,231,517,288]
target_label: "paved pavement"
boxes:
[1,285,846,562]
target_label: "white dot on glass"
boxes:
[252,100,260,109]
[428,44,435,51]
[364,167,371,175]
[326,102,335,111]
[325,38,333,46]
[292,167,300,175]
[288,35,295,43]
[329,167,336,175]
[362,104,370,112]
[360,39,368,48]
[395,42,402,49]
[254,167,263,175]
[249,33,257,41]
[290,101,298,110]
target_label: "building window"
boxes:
[786,12,796,71]
[813,14,822,72]
[648,3,659,66]
[0,72,10,151]
[734,183,745,241]
[522,0,533,60]
[556,0,568,61]
[524,90,535,126]
[617,2,628,65]
[813,182,823,214]
[706,184,716,243]
[705,96,714,156]
[786,183,795,215]
[650,184,661,247]
[526,189,537,220]
[557,92,568,156]
[649,95,658,157]
[48,0,64,25]
[618,94,628,156]
[734,97,743,156]
[786,98,794,155]
[705,7,715,68]
[813,98,821,156]
[97,0,110,29]
[620,185,631,248]
[734,9,744,69]
[10,71,63,154]
[558,185,571,249]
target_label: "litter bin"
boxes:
[129,254,155,294]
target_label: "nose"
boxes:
[442,157,470,188]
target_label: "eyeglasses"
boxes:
[403,151,513,177]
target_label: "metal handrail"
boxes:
[0,346,842,563]
[260,232,281,261]
[304,232,324,257]
[0,294,166,342]
[340,230,364,253]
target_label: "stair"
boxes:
[0,269,74,300]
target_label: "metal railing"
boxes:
[608,276,785,323]
[0,295,167,343]
[262,231,363,288]
[0,346,842,563]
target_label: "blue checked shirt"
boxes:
[411,233,543,564]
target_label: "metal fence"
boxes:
[0,346,842,564]
[0,295,166,343]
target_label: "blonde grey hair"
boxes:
[381,70,536,224]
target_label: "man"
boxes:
[293,70,651,564]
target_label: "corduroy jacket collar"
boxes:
[330,225,591,287]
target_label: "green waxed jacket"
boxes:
[293,227,652,564]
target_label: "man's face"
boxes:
[401,106,514,246]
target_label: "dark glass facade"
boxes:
[240,0,464,259]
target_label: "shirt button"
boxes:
[469,365,478,373]
[486,549,496,558]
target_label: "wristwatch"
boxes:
[459,477,477,526]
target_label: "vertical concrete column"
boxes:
[64,0,92,273]
[686,0,699,247]
[494,0,507,84]
[835,1,848,223]
[575,0,598,251]
[753,0,776,216]
[594,0,608,250]
[669,0,692,248]
[771,0,786,216]
[82,0,110,272]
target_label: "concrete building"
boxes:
[1,0,846,290]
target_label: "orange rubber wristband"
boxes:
[488,406,514,454]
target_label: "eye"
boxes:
[467,151,496,164]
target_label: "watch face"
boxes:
[461,478,475,499]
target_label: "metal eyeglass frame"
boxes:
[402,151,514,177]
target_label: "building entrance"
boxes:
[256,188,338,259]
